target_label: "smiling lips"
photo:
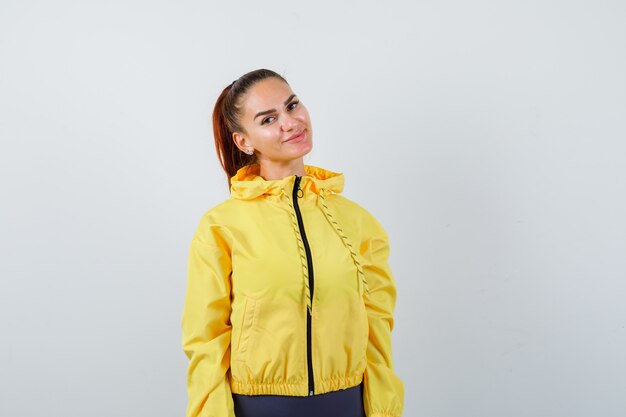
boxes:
[284,130,305,143]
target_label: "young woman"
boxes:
[181,69,404,417]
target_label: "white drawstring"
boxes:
[318,188,370,299]
[280,187,313,316]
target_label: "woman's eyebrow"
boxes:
[254,94,297,120]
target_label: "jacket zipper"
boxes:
[292,175,315,396]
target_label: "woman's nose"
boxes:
[281,113,300,131]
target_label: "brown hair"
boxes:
[212,68,289,191]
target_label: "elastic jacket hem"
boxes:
[230,373,364,396]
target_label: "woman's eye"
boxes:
[261,101,299,125]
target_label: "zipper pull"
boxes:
[294,175,304,198]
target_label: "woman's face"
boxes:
[233,77,313,165]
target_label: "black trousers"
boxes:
[232,381,366,417]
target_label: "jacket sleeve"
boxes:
[181,223,235,417]
[360,213,405,417]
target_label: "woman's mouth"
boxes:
[284,130,306,143]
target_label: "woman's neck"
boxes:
[258,159,306,180]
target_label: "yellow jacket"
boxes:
[181,163,404,417]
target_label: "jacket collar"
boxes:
[229,163,345,200]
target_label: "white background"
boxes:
[1,1,625,416]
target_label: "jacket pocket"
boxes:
[358,295,370,359]
[235,296,258,360]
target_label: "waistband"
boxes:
[232,381,365,417]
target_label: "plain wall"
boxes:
[1,1,625,416]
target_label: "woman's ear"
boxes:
[232,131,247,154]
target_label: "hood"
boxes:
[229,163,345,200]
